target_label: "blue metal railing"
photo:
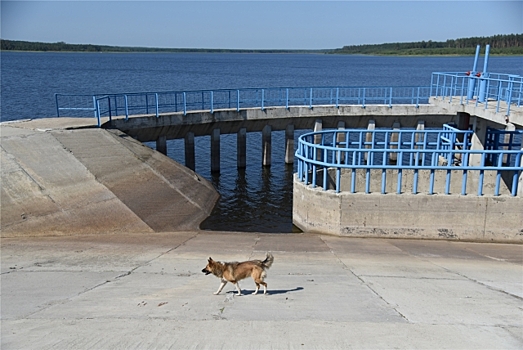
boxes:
[295,127,523,196]
[55,70,522,127]
[431,71,523,116]
[485,127,523,167]
[55,86,432,126]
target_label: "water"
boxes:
[2,52,522,232]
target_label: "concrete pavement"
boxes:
[2,231,522,349]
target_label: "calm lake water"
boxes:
[2,52,522,232]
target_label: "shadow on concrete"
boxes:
[231,287,304,295]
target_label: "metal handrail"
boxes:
[55,73,522,127]
[431,71,523,115]
[55,85,433,126]
[295,128,523,196]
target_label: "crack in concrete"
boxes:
[19,233,200,319]
[429,260,523,301]
[318,236,412,323]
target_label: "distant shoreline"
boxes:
[2,35,522,56]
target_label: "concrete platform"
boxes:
[1,232,522,349]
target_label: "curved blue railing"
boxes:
[295,125,523,196]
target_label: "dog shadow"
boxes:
[232,287,304,295]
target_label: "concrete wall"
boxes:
[293,174,523,243]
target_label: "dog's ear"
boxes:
[208,257,213,262]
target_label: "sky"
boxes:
[1,1,522,50]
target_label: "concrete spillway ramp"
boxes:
[1,120,219,237]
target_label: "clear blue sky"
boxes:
[1,1,522,50]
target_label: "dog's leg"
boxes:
[260,281,268,295]
[233,281,242,296]
[214,279,227,295]
[253,283,260,295]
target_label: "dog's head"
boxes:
[201,257,215,275]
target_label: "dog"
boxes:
[201,253,274,295]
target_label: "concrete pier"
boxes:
[211,128,220,173]
[156,135,167,155]
[184,131,195,171]
[237,127,247,168]
[284,124,294,164]
[262,124,272,167]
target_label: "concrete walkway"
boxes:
[2,231,522,349]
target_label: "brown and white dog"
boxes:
[201,253,274,295]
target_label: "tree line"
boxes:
[2,34,522,55]
[332,34,523,55]
[0,40,322,54]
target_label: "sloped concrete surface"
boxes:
[1,232,522,349]
[1,120,219,236]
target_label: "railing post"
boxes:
[155,93,159,117]
[286,88,289,110]
[336,88,339,108]
[107,96,112,119]
[309,88,313,109]
[261,89,265,110]
[92,96,97,121]
[210,91,214,114]
[237,90,240,112]
[95,99,101,127]
[125,94,129,120]
[388,87,393,107]
[183,92,187,116]
[429,73,434,97]
[55,94,60,117]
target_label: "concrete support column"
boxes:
[365,120,375,162]
[284,124,294,164]
[503,123,516,164]
[389,121,400,163]
[237,128,247,168]
[211,128,220,173]
[470,116,488,166]
[415,121,425,147]
[457,112,470,131]
[184,132,195,171]
[337,121,346,164]
[262,125,271,167]
[314,119,322,161]
[456,113,470,165]
[156,135,167,156]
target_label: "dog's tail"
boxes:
[261,252,274,269]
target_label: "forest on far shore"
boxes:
[332,34,523,55]
[1,34,522,55]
